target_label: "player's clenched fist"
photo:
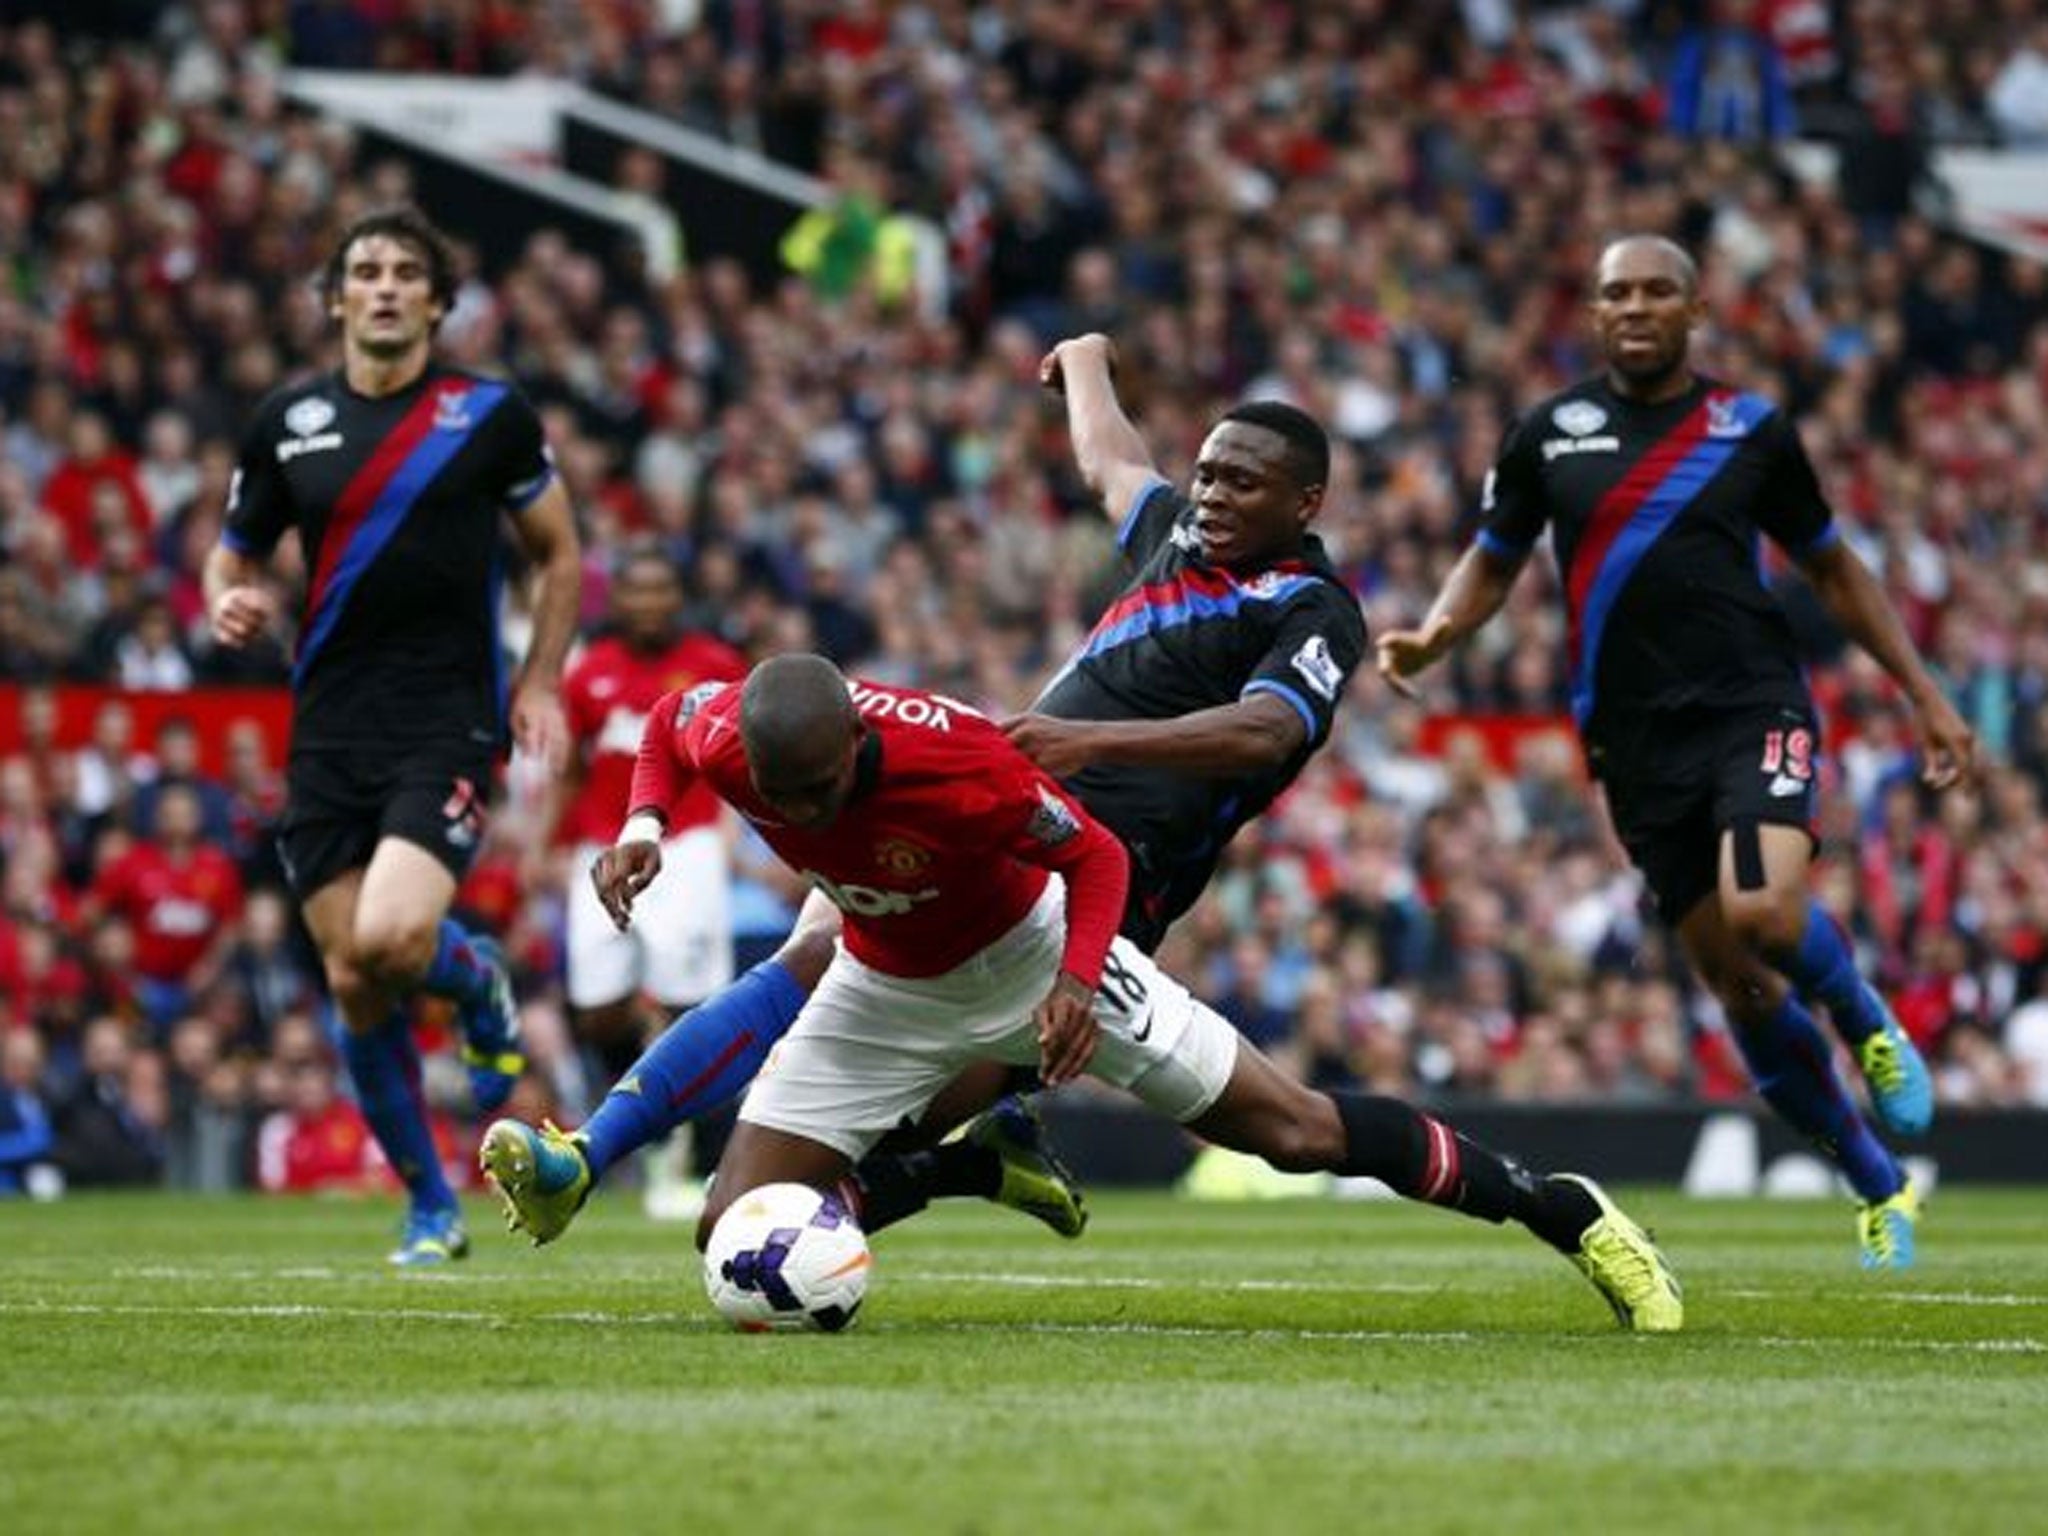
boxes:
[1037,332,1118,396]
[210,585,276,648]
[592,840,662,932]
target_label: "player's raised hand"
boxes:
[512,681,570,773]
[1033,971,1099,1086]
[1002,713,1096,779]
[1912,689,1979,792]
[1038,333,1118,396]
[1374,615,1456,700]
[592,840,662,932]
[209,584,276,648]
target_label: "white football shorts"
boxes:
[566,826,734,1009]
[737,879,1241,1159]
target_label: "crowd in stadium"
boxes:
[6,0,2048,1194]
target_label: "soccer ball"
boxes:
[702,1182,872,1333]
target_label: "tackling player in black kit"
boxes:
[1007,333,1367,951]
[205,207,582,1266]
[486,335,1376,1223]
[485,335,1673,1323]
[1380,235,1977,1270]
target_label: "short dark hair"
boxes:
[740,652,856,762]
[1594,234,1700,298]
[321,205,460,314]
[1221,399,1329,491]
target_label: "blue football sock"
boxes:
[340,1014,455,1212]
[580,959,807,1179]
[1732,995,1903,1202]
[420,919,491,1005]
[1776,900,1888,1046]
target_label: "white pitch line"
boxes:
[1723,1288,2048,1309]
[0,1300,677,1327]
[1,1299,2041,1353]
[897,1270,2048,1310]
[63,1264,2048,1309]
[890,1268,1446,1294]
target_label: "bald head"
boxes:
[1594,235,1699,298]
[741,653,864,827]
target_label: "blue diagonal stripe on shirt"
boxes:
[294,381,509,689]
[1571,393,1775,726]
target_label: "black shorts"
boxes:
[1598,704,1820,927]
[277,738,496,899]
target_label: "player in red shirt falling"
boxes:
[516,652,1684,1330]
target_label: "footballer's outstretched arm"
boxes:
[1039,333,1160,526]
[1376,542,1524,698]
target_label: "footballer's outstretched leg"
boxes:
[1554,1174,1684,1331]
[1183,1033,1685,1332]
[480,1119,593,1246]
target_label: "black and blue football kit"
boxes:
[1039,478,1368,951]
[224,365,554,894]
[1479,375,1837,921]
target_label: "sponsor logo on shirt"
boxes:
[804,871,940,917]
[1542,434,1621,461]
[1291,634,1343,701]
[277,434,343,462]
[285,398,337,436]
[1552,400,1608,436]
[277,396,344,462]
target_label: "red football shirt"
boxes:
[91,842,244,983]
[627,678,1128,986]
[558,630,746,845]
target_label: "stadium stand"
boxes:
[3,0,2048,1194]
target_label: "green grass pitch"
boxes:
[3,1188,2043,1535]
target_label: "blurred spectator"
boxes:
[0,1027,56,1196]
[2001,971,2048,1106]
[1665,0,1797,141]
[220,886,315,1046]
[50,1015,162,1187]
[132,713,235,846]
[87,782,245,1034]
[163,1011,250,1190]
[1987,19,2048,145]
[41,409,151,570]
[254,1044,380,1194]
[1836,58,1940,234]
